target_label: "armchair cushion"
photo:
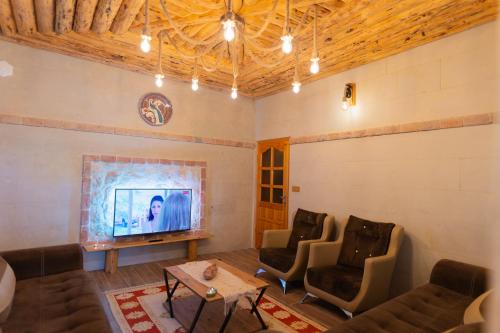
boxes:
[287,208,327,250]
[259,248,297,273]
[307,264,364,302]
[338,215,395,269]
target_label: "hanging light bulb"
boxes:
[281,34,293,54]
[140,0,151,53]
[231,78,238,99]
[154,32,164,88]
[155,73,164,88]
[221,0,236,42]
[309,6,320,74]
[191,58,199,91]
[231,86,238,99]
[310,57,320,74]
[292,44,301,94]
[281,0,293,54]
[191,77,199,91]
[140,34,151,53]
[222,18,236,42]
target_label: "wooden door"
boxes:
[255,138,289,248]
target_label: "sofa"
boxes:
[0,244,112,333]
[323,259,490,333]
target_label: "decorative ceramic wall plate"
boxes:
[138,93,173,126]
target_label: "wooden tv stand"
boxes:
[83,230,211,274]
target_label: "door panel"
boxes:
[255,138,289,248]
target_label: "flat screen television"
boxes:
[112,188,192,237]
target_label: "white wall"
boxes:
[0,41,256,270]
[255,22,499,294]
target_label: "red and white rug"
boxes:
[106,281,328,333]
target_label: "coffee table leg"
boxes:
[247,289,268,330]
[250,287,267,315]
[163,269,179,318]
[219,300,238,333]
[189,298,206,333]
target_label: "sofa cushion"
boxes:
[259,248,297,273]
[287,209,327,249]
[0,257,16,323]
[307,264,364,302]
[338,215,395,269]
[324,283,474,333]
[2,269,111,333]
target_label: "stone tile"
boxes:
[116,156,132,163]
[22,117,45,126]
[0,114,22,124]
[439,117,464,129]
[100,155,116,163]
[463,113,493,127]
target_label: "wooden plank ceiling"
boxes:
[0,0,497,97]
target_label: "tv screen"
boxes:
[113,189,192,237]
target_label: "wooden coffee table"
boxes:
[163,259,269,333]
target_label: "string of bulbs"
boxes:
[139,0,322,99]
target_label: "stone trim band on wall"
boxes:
[1,112,497,148]
[0,113,256,149]
[290,113,497,145]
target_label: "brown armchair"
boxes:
[303,215,404,315]
[256,208,335,293]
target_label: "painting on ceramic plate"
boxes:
[138,93,173,126]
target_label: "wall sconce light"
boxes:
[342,83,356,110]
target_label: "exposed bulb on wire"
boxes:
[140,34,151,53]
[310,57,320,74]
[154,73,164,88]
[222,19,236,42]
[281,34,293,54]
[191,78,199,91]
[342,101,350,110]
[231,87,238,99]
[292,81,301,94]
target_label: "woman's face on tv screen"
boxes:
[151,201,162,217]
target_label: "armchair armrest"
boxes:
[355,253,397,311]
[307,241,342,268]
[262,229,292,248]
[355,225,405,311]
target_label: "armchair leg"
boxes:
[279,279,287,294]
[255,268,266,277]
[300,292,317,304]
[342,309,353,319]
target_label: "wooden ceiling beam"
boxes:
[111,0,145,34]
[55,0,75,34]
[11,0,37,35]
[34,0,55,33]
[92,0,122,34]
[0,1,17,36]
[73,0,98,32]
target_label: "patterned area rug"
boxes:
[106,281,328,333]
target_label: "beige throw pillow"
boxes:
[0,257,16,324]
